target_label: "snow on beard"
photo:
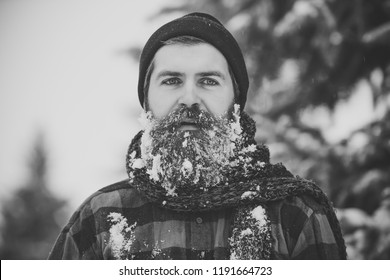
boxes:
[139,104,241,197]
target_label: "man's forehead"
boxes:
[151,43,230,75]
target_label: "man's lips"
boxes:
[178,118,199,131]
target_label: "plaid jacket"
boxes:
[48,179,341,259]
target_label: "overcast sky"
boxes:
[0,0,180,208]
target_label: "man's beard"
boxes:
[138,104,242,197]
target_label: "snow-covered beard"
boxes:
[137,104,242,197]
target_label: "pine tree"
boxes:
[0,134,67,259]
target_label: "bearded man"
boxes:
[48,13,346,260]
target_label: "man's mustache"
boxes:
[171,104,205,125]
[153,104,215,132]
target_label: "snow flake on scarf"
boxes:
[229,205,272,260]
[107,213,137,260]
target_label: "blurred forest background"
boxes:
[1,0,390,259]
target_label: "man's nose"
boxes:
[178,82,200,107]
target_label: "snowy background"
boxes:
[1,0,389,259]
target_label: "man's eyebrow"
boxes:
[155,71,183,79]
[198,71,226,80]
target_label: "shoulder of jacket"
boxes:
[270,194,329,215]
[97,179,134,194]
[63,179,144,227]
[74,179,139,212]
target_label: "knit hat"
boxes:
[137,12,249,111]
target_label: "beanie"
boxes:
[137,12,249,111]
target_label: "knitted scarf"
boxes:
[125,112,347,259]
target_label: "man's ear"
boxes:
[143,94,149,112]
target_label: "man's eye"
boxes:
[162,78,181,85]
[200,78,218,86]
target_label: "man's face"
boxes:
[147,43,235,127]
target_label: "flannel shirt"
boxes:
[48,179,341,259]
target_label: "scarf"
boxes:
[124,112,347,259]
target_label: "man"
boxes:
[49,12,346,260]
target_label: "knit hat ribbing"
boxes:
[137,12,249,110]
